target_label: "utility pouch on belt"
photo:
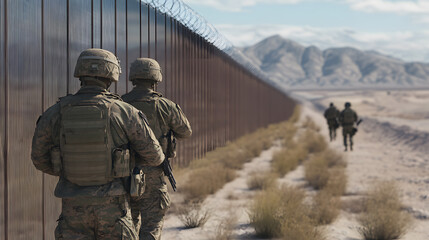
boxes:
[50,147,62,175]
[113,147,130,178]
[130,167,145,198]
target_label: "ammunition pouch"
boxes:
[130,167,146,199]
[113,147,131,178]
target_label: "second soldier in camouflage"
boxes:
[122,58,192,240]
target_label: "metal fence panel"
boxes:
[42,0,68,238]
[6,0,44,239]
[0,0,5,238]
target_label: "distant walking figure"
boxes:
[324,102,340,141]
[339,102,358,151]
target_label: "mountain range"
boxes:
[240,35,429,90]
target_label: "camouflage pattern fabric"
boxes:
[342,125,354,149]
[339,107,358,150]
[55,195,138,240]
[32,84,165,239]
[31,85,164,198]
[122,87,192,240]
[324,106,340,141]
[130,186,170,240]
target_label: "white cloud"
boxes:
[216,24,429,62]
[347,0,429,14]
[183,0,304,12]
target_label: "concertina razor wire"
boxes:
[141,0,274,86]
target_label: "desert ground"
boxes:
[163,90,429,240]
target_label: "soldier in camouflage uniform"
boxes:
[122,58,192,240]
[339,102,358,151]
[31,49,165,240]
[324,102,340,141]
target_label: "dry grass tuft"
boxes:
[177,202,211,229]
[304,148,347,193]
[181,105,301,202]
[182,164,235,201]
[301,116,321,132]
[310,190,341,225]
[272,143,308,176]
[212,213,238,240]
[300,129,327,153]
[358,181,412,240]
[325,167,348,196]
[304,155,330,190]
[247,172,277,190]
[249,185,326,240]
[318,148,347,168]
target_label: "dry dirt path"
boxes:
[162,143,282,240]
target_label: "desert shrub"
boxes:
[272,143,308,176]
[304,155,330,190]
[181,105,301,202]
[358,181,412,240]
[212,214,238,240]
[249,185,326,239]
[247,172,277,190]
[300,129,327,153]
[178,202,211,228]
[249,188,284,238]
[317,148,347,168]
[304,149,347,193]
[183,165,235,201]
[310,190,341,225]
[324,167,347,196]
[301,116,320,132]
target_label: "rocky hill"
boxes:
[241,35,429,89]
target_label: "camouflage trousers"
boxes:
[327,119,338,141]
[131,181,170,240]
[55,195,138,240]
[342,125,354,149]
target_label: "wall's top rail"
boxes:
[141,0,276,90]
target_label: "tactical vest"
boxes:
[129,95,168,153]
[342,109,355,124]
[325,107,337,119]
[59,96,129,186]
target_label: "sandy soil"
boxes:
[163,90,429,240]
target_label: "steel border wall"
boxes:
[0,0,295,239]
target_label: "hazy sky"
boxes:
[181,0,429,63]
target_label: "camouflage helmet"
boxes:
[345,102,351,107]
[74,48,122,82]
[129,58,162,82]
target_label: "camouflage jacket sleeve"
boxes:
[354,110,358,122]
[111,102,164,167]
[161,99,192,139]
[31,103,61,176]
